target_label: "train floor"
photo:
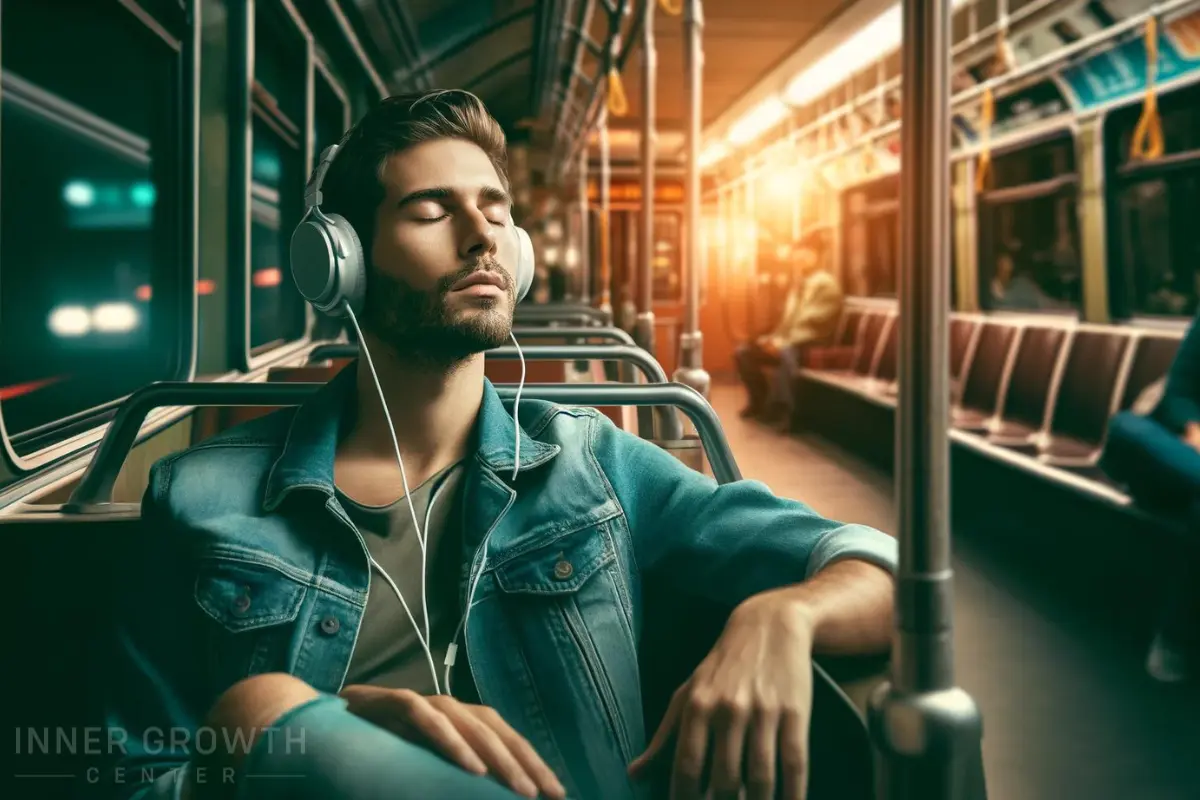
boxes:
[706,378,1200,800]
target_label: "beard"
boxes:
[361,257,515,368]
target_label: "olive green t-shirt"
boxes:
[337,460,473,697]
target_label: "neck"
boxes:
[342,334,485,482]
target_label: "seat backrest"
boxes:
[950,318,978,382]
[874,320,899,383]
[853,314,889,375]
[1119,333,1182,411]
[1048,330,1131,444]
[8,513,143,800]
[999,326,1068,429]
[836,309,863,346]
[960,322,1017,414]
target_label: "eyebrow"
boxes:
[396,185,512,208]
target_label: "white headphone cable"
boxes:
[343,302,442,696]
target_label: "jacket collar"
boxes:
[263,365,560,511]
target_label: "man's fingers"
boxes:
[476,707,568,800]
[442,705,540,799]
[707,700,750,800]
[779,709,809,800]
[629,683,688,776]
[388,692,489,777]
[669,692,714,800]
[745,709,780,800]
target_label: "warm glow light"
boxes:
[727,98,789,146]
[700,142,729,169]
[252,268,282,288]
[784,0,972,107]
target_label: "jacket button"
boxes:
[320,616,340,635]
[233,594,251,614]
[553,560,573,580]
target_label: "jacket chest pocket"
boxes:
[492,526,641,765]
[194,559,309,689]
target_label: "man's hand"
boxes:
[1184,422,1200,452]
[761,335,783,358]
[627,595,817,800]
[340,684,566,800]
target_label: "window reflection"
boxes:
[250,114,305,349]
[978,136,1081,313]
[1107,84,1200,319]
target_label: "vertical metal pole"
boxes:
[636,0,658,360]
[599,107,613,317]
[579,148,592,305]
[867,0,985,797]
[746,164,759,336]
[673,0,710,396]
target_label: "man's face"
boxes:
[363,138,518,364]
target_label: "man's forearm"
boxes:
[754,558,894,656]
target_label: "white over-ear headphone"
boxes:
[289,140,535,318]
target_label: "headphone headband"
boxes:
[304,143,342,211]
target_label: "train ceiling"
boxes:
[332,0,849,170]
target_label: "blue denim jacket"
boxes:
[105,369,896,800]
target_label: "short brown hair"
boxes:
[319,90,509,250]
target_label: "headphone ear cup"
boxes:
[289,212,365,317]
[512,225,535,302]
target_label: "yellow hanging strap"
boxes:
[659,0,682,14]
[975,86,994,193]
[1131,17,1165,161]
[606,67,629,117]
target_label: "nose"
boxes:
[458,208,498,261]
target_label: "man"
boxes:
[763,239,844,428]
[1103,312,1200,682]
[104,91,896,800]
[733,239,843,422]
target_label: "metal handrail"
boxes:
[307,327,637,365]
[62,381,737,511]
[302,341,679,439]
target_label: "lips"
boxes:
[451,271,507,292]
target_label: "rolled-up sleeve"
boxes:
[593,413,897,607]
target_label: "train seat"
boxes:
[1118,333,1182,412]
[984,326,1068,448]
[875,315,979,403]
[983,326,1067,448]
[1038,329,1132,467]
[801,308,863,371]
[952,321,1018,432]
[866,318,899,393]
[950,318,981,398]
[807,311,894,398]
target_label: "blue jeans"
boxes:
[227,694,535,800]
[1102,411,1200,512]
[770,344,806,415]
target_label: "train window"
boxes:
[652,211,683,303]
[977,135,1081,313]
[840,174,899,297]
[314,61,349,159]
[1105,83,1200,319]
[248,4,307,352]
[0,1,190,456]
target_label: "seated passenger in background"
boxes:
[763,239,844,428]
[1102,311,1200,682]
[734,237,843,421]
[106,91,897,800]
